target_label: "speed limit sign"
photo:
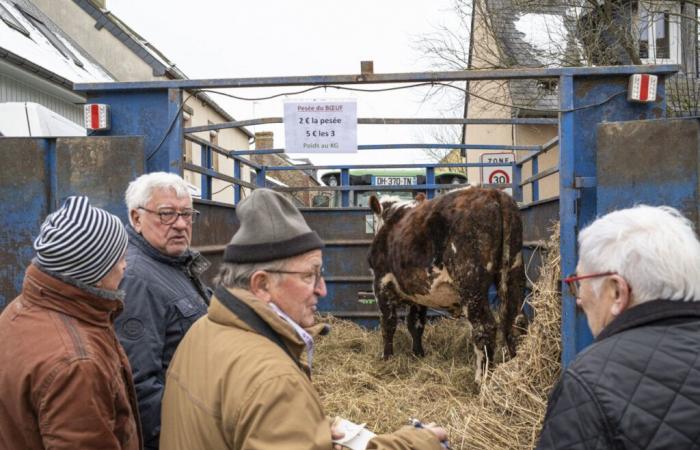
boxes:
[480,152,514,195]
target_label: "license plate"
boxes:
[373,176,417,186]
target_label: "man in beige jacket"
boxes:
[160,189,447,450]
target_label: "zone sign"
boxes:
[480,152,514,195]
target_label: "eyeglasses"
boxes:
[265,266,325,288]
[562,271,616,298]
[138,206,200,225]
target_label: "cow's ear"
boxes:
[369,195,382,215]
[415,193,426,202]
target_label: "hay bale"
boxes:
[314,225,561,449]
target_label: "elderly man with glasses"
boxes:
[160,188,448,450]
[116,172,211,450]
[537,205,700,449]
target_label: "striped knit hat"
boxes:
[33,196,128,286]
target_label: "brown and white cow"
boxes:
[368,187,525,383]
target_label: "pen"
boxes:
[409,418,451,450]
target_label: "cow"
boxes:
[367,187,525,383]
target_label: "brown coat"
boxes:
[160,287,442,450]
[0,264,143,450]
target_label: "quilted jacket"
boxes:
[115,225,211,449]
[537,299,700,449]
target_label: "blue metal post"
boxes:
[426,167,436,199]
[201,144,212,200]
[341,168,350,207]
[512,160,523,203]
[256,166,267,187]
[234,159,241,203]
[532,156,540,202]
[559,74,582,368]
[40,138,58,212]
[84,89,184,175]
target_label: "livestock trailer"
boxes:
[2,65,690,368]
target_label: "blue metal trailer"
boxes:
[0,65,682,367]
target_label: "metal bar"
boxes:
[513,152,523,202]
[426,167,436,199]
[323,239,374,246]
[200,143,212,200]
[234,159,241,203]
[559,74,578,368]
[193,240,373,254]
[185,134,260,169]
[75,65,679,92]
[40,138,58,212]
[269,183,480,192]
[518,195,559,210]
[541,135,560,151]
[532,157,540,202]
[264,162,512,171]
[229,143,541,155]
[516,137,559,166]
[323,276,374,283]
[184,117,559,133]
[168,88,184,176]
[340,168,350,207]
[183,163,257,190]
[255,166,266,188]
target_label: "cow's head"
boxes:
[369,193,425,233]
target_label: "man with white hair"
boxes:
[537,205,700,449]
[116,172,211,450]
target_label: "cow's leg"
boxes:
[377,283,399,359]
[407,304,428,357]
[462,283,497,384]
[497,252,526,358]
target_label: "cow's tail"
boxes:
[497,191,526,357]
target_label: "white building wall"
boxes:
[0,72,82,124]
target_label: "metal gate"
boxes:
[0,136,144,308]
[1,64,677,367]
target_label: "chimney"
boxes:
[253,131,274,166]
[255,131,274,150]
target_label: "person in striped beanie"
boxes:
[0,196,143,450]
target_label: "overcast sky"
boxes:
[108,0,463,165]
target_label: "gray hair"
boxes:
[214,256,295,289]
[578,205,700,303]
[125,172,191,225]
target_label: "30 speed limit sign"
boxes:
[480,152,514,195]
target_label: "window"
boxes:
[638,2,680,63]
[14,4,83,67]
[0,3,28,35]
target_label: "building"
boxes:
[463,0,697,201]
[0,0,112,130]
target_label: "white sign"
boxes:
[284,100,357,153]
[480,152,514,195]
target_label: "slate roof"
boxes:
[0,0,113,88]
[477,0,583,115]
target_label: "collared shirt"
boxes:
[268,302,315,370]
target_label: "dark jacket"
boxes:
[0,263,142,450]
[537,299,700,449]
[115,225,210,449]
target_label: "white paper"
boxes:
[283,100,357,153]
[332,417,376,450]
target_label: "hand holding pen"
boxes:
[409,418,451,450]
